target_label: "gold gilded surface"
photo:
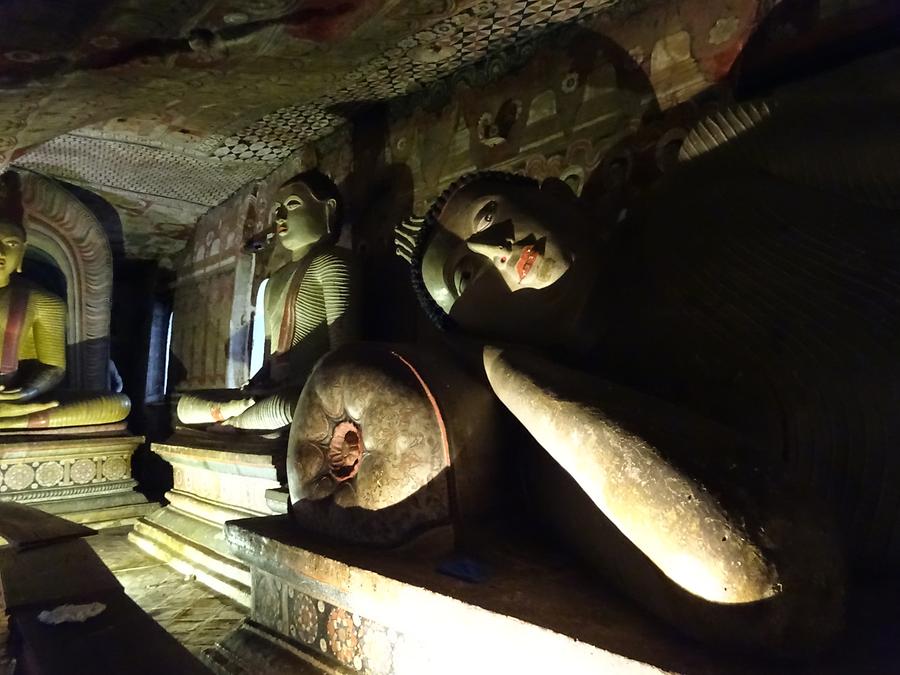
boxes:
[0,174,129,429]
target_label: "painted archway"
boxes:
[18,170,113,392]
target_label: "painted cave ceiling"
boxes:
[0,0,891,264]
[0,0,617,263]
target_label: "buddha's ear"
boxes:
[325,198,337,232]
[16,242,26,273]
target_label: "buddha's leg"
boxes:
[223,392,297,431]
[483,346,843,653]
[0,394,131,430]
[176,392,255,425]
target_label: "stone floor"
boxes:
[87,527,246,658]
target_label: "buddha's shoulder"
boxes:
[308,246,353,273]
[14,281,64,309]
[31,287,66,314]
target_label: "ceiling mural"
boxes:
[0,0,889,262]
[1,0,615,261]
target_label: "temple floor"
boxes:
[86,527,246,658]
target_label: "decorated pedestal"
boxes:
[130,431,287,606]
[0,427,153,528]
[202,516,705,675]
[205,516,900,675]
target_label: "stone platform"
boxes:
[0,426,154,529]
[206,515,900,675]
[130,431,287,607]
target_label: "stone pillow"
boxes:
[288,343,500,546]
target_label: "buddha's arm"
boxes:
[314,251,358,347]
[10,291,66,401]
[482,345,779,604]
[176,394,257,425]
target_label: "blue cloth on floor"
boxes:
[437,555,491,583]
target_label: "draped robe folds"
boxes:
[0,280,129,429]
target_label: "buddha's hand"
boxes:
[0,385,27,401]
[0,400,58,418]
[482,345,784,604]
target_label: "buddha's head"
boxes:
[0,174,25,288]
[396,171,581,330]
[270,170,343,257]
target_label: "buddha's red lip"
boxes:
[515,245,538,281]
[276,225,288,235]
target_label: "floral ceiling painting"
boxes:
[0,0,891,264]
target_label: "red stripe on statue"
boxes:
[276,253,315,355]
[1,284,30,376]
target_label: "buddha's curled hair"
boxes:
[394,170,538,331]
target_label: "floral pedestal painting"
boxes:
[0,431,152,528]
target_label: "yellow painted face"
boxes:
[0,220,26,285]
[270,180,335,254]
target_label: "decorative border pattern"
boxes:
[253,569,401,675]
[4,478,139,503]
[0,454,130,493]
[0,436,141,503]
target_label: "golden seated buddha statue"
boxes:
[176,170,358,432]
[0,177,130,430]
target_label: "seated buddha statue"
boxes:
[0,178,130,430]
[384,59,900,653]
[177,170,358,431]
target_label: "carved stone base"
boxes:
[207,516,900,675]
[0,431,155,529]
[129,434,287,607]
[204,516,688,675]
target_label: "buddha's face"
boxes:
[436,177,573,292]
[0,220,25,287]
[270,180,335,254]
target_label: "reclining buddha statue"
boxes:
[289,55,900,654]
[177,170,358,431]
[0,175,130,430]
